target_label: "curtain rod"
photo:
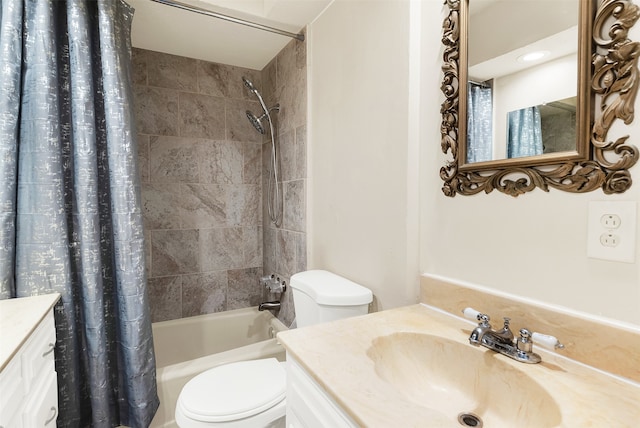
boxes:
[150,0,305,42]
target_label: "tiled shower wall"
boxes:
[262,37,307,327]
[133,48,266,322]
[132,37,306,324]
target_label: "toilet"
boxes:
[175,270,373,427]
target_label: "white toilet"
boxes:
[175,270,373,427]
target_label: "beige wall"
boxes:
[307,0,420,311]
[309,0,639,326]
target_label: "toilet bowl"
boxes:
[175,270,373,427]
[175,359,286,428]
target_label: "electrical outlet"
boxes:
[588,201,637,263]
[600,214,621,229]
[599,233,619,247]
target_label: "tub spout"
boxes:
[258,301,281,311]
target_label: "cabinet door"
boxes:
[21,312,56,394]
[0,355,25,427]
[22,368,58,427]
[286,358,358,428]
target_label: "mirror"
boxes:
[440,0,640,197]
[467,1,579,163]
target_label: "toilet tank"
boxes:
[290,270,373,328]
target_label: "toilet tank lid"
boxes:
[290,270,373,306]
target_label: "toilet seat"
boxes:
[176,358,286,426]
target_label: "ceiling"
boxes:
[127,0,332,70]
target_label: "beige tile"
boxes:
[199,228,244,271]
[228,267,263,309]
[182,271,227,316]
[148,276,182,322]
[243,226,263,268]
[149,136,200,183]
[131,48,148,85]
[283,180,305,232]
[150,229,200,277]
[227,184,260,227]
[199,140,244,184]
[263,225,277,275]
[179,184,226,229]
[276,38,304,91]
[136,134,149,183]
[278,71,307,134]
[294,124,307,179]
[243,143,262,184]
[133,86,179,136]
[294,232,306,275]
[278,129,295,182]
[276,230,296,278]
[275,285,295,327]
[198,61,261,101]
[147,50,197,91]
[261,57,277,106]
[179,92,225,139]
[142,183,182,230]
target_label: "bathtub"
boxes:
[149,307,288,428]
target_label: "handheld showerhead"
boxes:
[241,77,282,226]
[242,77,257,94]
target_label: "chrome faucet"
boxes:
[463,308,564,364]
[258,301,281,312]
[469,314,514,345]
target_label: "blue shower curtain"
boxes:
[507,106,544,158]
[466,83,493,163]
[0,0,159,426]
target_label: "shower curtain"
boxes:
[0,0,159,426]
[507,106,544,158]
[466,83,493,163]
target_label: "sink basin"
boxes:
[367,332,562,427]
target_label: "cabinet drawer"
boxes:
[22,369,58,428]
[21,312,56,393]
[0,356,25,427]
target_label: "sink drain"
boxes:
[458,412,483,427]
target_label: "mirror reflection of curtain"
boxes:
[467,83,493,163]
[507,106,544,158]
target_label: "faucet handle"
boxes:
[462,307,490,323]
[531,332,565,350]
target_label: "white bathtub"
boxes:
[149,307,288,428]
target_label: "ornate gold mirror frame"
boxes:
[440,0,640,197]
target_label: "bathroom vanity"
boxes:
[277,277,640,427]
[0,293,60,428]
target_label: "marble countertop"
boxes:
[0,293,60,372]
[277,304,640,427]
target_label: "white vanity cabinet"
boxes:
[286,356,358,428]
[0,294,60,428]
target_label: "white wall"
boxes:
[307,0,420,310]
[420,2,640,326]
[308,0,639,326]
